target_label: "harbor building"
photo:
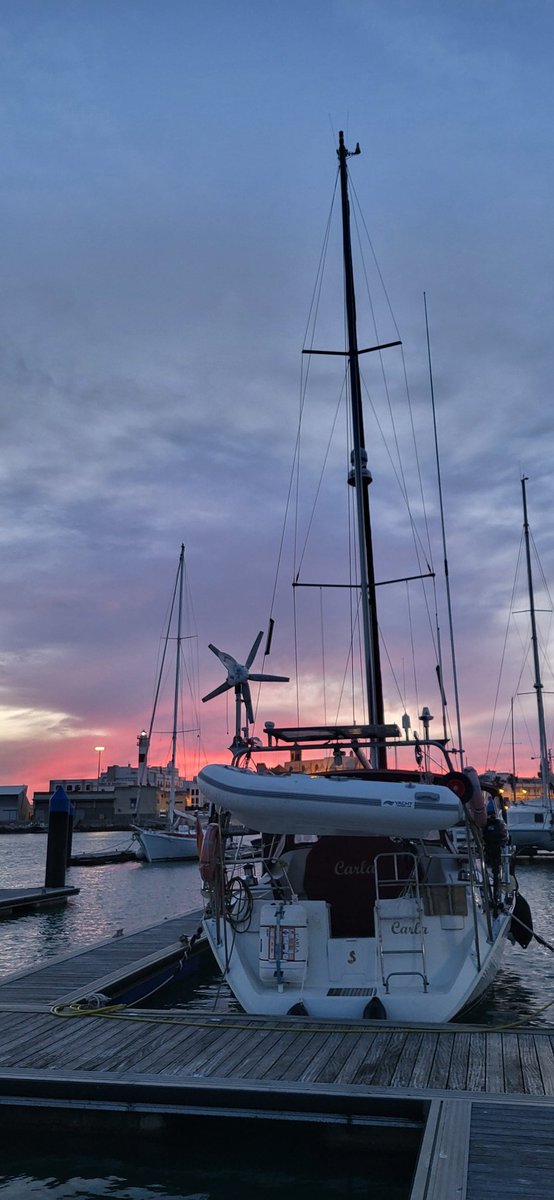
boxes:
[0,785,33,826]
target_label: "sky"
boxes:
[2,0,554,798]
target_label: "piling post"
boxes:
[45,786,72,888]
[66,801,75,865]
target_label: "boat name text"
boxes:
[335,861,374,876]
[391,921,428,936]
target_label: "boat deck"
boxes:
[1,909,554,1198]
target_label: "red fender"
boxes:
[199,822,221,883]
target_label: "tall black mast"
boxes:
[337,131,385,765]
[521,476,551,806]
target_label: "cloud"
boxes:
[1,1,554,800]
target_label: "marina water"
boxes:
[1,831,553,1198]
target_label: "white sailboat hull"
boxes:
[203,896,510,1023]
[198,764,463,836]
[133,827,198,863]
[507,803,554,853]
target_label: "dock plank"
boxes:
[426,1028,454,1089]
[502,1032,525,1093]
[332,1030,383,1085]
[448,1030,471,1090]
[464,1031,486,1093]
[410,1098,471,1200]
[389,1030,424,1088]
[518,1032,543,1094]
[313,1030,362,1084]
[536,1033,554,1094]
[409,1031,439,1089]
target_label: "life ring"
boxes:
[199,822,221,883]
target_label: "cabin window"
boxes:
[534,813,544,823]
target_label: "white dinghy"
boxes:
[198,762,463,838]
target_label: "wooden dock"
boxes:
[0,884,79,916]
[1,909,554,1198]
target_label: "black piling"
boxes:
[45,786,72,888]
[66,801,75,865]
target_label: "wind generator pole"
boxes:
[337,131,385,766]
[168,543,185,827]
[521,476,551,809]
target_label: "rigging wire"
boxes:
[259,160,457,742]
[424,293,464,761]
[257,175,339,728]
[486,525,554,772]
[485,535,524,770]
[318,587,328,725]
[348,186,446,729]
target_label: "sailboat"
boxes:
[133,545,200,863]
[197,133,532,1022]
[506,477,554,855]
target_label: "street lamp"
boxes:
[94,745,105,782]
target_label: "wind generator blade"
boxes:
[202,680,233,704]
[245,631,264,669]
[208,644,238,673]
[242,681,255,725]
[248,673,290,683]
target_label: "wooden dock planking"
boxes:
[518,1030,543,1093]
[266,1029,324,1082]
[447,1029,472,1090]
[409,1030,440,1089]
[464,1029,487,1093]
[348,1030,400,1087]
[178,1024,253,1079]
[2,909,554,1198]
[0,911,203,1009]
[535,1033,554,1094]
[297,1030,346,1084]
[211,1024,295,1081]
[313,1028,360,1084]
[356,1029,408,1087]
[127,1016,216,1075]
[467,1101,554,1200]
[427,1026,455,1089]
[389,1030,424,1088]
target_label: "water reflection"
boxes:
[0,1122,416,1200]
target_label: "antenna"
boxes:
[424,292,464,765]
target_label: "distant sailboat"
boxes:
[133,545,201,863]
[506,477,554,855]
